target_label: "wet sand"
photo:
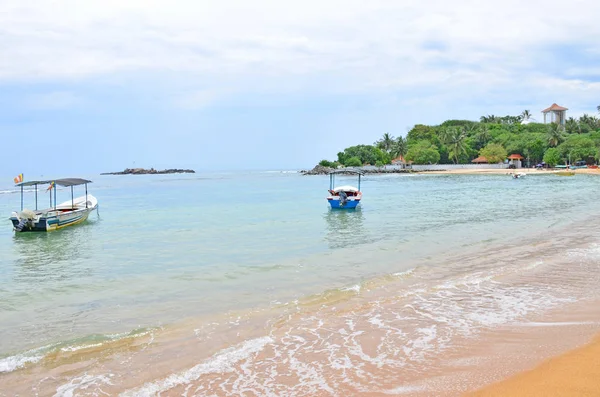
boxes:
[467,333,600,397]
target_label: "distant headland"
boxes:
[101,168,196,175]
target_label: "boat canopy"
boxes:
[16,178,93,187]
[332,185,359,193]
[328,168,365,176]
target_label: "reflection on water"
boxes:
[12,223,95,282]
[323,208,367,249]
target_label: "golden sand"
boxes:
[426,168,600,175]
[427,168,600,175]
[467,334,600,397]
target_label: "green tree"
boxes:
[390,136,408,159]
[406,124,437,144]
[474,125,492,150]
[337,145,390,166]
[480,115,501,123]
[521,110,532,121]
[375,133,395,153]
[557,135,597,164]
[565,117,580,134]
[543,148,562,167]
[405,141,441,164]
[479,143,507,163]
[546,124,566,147]
[441,126,468,164]
[344,157,362,167]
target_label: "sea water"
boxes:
[1,171,600,395]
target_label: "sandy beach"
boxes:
[467,333,600,397]
[426,167,600,175]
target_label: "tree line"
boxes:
[319,109,600,168]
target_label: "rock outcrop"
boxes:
[101,168,195,175]
[300,165,414,175]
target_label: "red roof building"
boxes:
[507,154,524,160]
[471,156,488,163]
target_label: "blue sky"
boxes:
[1,0,600,175]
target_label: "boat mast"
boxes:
[20,185,23,211]
[71,186,74,209]
[85,183,88,208]
[35,184,38,210]
[53,182,57,210]
[358,174,361,191]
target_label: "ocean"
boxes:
[1,171,600,396]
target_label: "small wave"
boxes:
[0,347,47,373]
[120,336,273,396]
[54,373,114,397]
[0,328,155,374]
[341,284,361,293]
[393,268,416,278]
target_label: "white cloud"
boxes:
[1,0,600,112]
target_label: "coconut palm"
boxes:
[546,123,566,147]
[390,136,407,159]
[480,115,500,123]
[475,125,491,149]
[521,110,532,121]
[442,126,468,164]
[565,117,580,134]
[375,133,395,153]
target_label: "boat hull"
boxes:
[10,206,96,232]
[9,194,98,233]
[327,198,361,209]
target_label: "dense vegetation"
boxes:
[319,109,600,167]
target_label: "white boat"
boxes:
[9,178,98,232]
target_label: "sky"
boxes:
[1,0,600,175]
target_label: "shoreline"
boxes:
[301,166,600,176]
[425,167,600,175]
[467,332,600,396]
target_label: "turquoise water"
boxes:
[2,171,600,393]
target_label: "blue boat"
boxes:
[327,169,363,209]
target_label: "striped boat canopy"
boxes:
[16,178,92,187]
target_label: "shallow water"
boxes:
[1,171,600,395]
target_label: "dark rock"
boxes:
[101,168,196,175]
[300,165,334,175]
[301,164,415,175]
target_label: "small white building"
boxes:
[542,103,568,125]
[507,154,524,168]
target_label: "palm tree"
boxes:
[547,123,566,147]
[391,136,407,159]
[475,125,491,149]
[521,110,532,121]
[565,117,580,134]
[480,115,499,123]
[597,105,600,114]
[442,127,468,164]
[375,133,395,153]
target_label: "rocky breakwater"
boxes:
[101,168,196,175]
[300,165,413,175]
